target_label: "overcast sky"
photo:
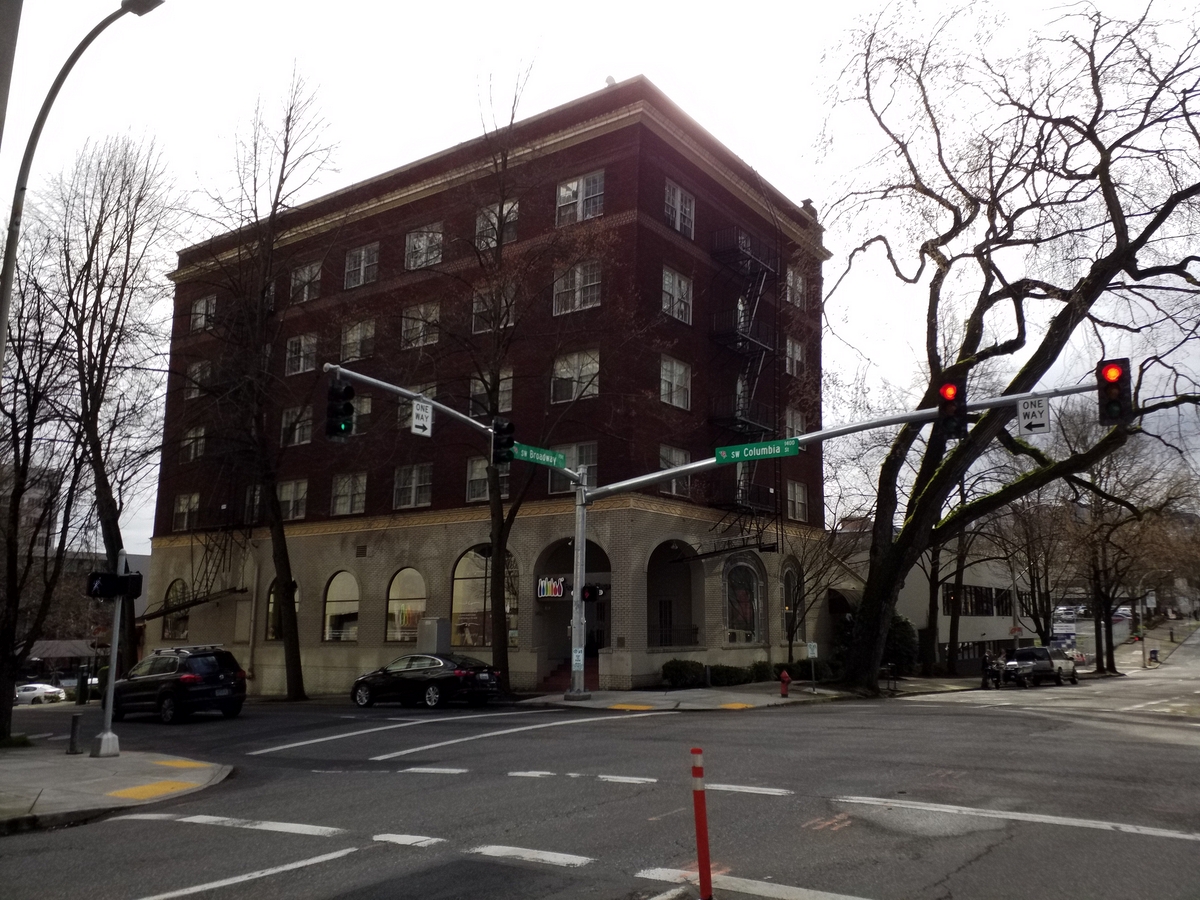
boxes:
[2,0,1189,552]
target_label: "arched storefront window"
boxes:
[725,562,761,643]
[266,580,301,641]
[323,572,359,641]
[387,568,426,641]
[451,547,518,648]
[162,579,189,641]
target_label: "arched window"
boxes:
[451,547,518,647]
[725,562,760,643]
[782,566,805,643]
[162,579,189,641]
[266,580,301,641]
[323,572,359,642]
[387,568,427,641]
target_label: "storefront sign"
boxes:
[537,577,567,598]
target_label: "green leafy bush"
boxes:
[749,660,773,682]
[708,664,752,686]
[661,659,706,688]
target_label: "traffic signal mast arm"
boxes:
[586,382,1097,502]
[322,363,584,485]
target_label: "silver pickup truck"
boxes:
[1003,647,1078,687]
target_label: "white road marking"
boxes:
[836,796,1200,842]
[1120,699,1172,711]
[598,775,657,784]
[708,783,793,796]
[646,887,691,900]
[469,845,592,867]
[27,732,54,739]
[132,848,357,900]
[374,833,445,847]
[399,766,469,774]
[110,814,179,822]
[177,814,345,837]
[509,770,556,777]
[248,709,550,755]
[369,711,675,761]
[638,867,870,899]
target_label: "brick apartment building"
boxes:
[147,76,830,692]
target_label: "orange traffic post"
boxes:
[691,747,713,900]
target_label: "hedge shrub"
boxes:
[661,659,706,688]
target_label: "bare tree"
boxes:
[188,74,334,701]
[40,136,177,672]
[826,7,1200,691]
[0,227,91,741]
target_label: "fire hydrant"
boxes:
[780,669,792,698]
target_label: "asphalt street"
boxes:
[4,644,1200,900]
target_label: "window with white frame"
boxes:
[341,319,375,361]
[291,261,321,303]
[556,170,604,226]
[401,302,438,348]
[786,406,808,451]
[549,442,597,493]
[466,457,509,502]
[551,350,599,403]
[351,395,371,434]
[398,382,436,428]
[244,485,261,524]
[662,267,692,324]
[285,333,316,375]
[190,295,216,333]
[660,444,691,497]
[659,355,691,409]
[553,261,601,314]
[786,337,804,376]
[180,426,205,463]
[664,180,695,238]
[405,223,443,269]
[472,285,515,333]
[185,361,210,400]
[278,479,307,521]
[331,472,367,516]
[476,201,518,249]
[470,369,513,417]
[173,493,199,531]
[787,480,809,522]
[394,463,433,509]
[344,242,378,289]
[281,405,313,446]
[785,265,805,309]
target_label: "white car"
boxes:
[14,683,67,704]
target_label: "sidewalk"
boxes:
[0,741,230,836]
[518,672,982,711]
[1116,616,1199,671]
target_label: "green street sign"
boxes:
[512,442,567,468]
[714,438,800,465]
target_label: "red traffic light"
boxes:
[938,383,959,402]
[1100,362,1124,383]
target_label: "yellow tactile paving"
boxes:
[107,780,201,800]
[719,703,755,710]
[608,704,656,711]
[153,760,212,769]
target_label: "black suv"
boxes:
[110,646,246,723]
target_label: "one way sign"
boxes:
[1017,397,1050,436]
[411,400,432,438]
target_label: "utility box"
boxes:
[416,617,451,654]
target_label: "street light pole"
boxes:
[0,0,163,383]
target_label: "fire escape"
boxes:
[702,226,784,558]
[140,458,253,623]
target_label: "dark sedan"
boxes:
[351,653,500,709]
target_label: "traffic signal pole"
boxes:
[326,361,1097,701]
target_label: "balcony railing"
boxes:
[711,226,777,274]
[710,307,774,354]
[710,396,775,434]
[711,481,777,513]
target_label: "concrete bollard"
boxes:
[67,713,83,755]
